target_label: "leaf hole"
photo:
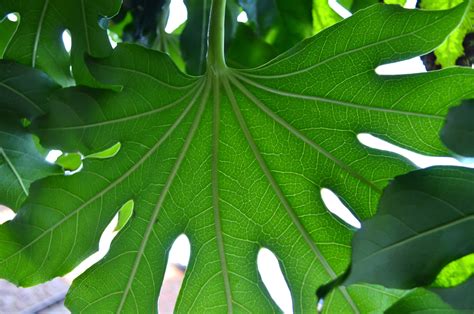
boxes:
[166,0,188,33]
[6,13,18,22]
[357,133,474,168]
[64,213,119,281]
[320,188,361,229]
[317,298,324,313]
[257,248,293,313]
[237,11,248,23]
[375,57,426,75]
[158,234,190,312]
[328,0,352,18]
[45,149,63,163]
[62,29,72,54]
[0,205,15,224]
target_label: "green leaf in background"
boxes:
[0,15,18,58]
[340,167,474,289]
[0,61,60,210]
[240,0,335,52]
[1,3,474,313]
[431,276,474,310]
[384,0,407,5]
[432,254,474,288]
[338,0,407,13]
[0,0,121,86]
[336,0,378,12]
[420,0,474,68]
[441,99,474,158]
[386,288,459,314]
[313,0,342,33]
[226,23,278,68]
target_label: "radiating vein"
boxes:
[116,77,211,313]
[233,72,444,120]
[38,83,201,131]
[87,61,200,90]
[0,148,28,196]
[212,74,233,313]
[223,76,359,313]
[32,0,50,67]
[0,81,205,265]
[228,73,382,194]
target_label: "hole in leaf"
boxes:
[328,0,352,18]
[64,213,119,282]
[62,29,71,54]
[166,0,187,33]
[0,205,15,224]
[375,57,426,75]
[6,13,18,22]
[404,0,417,9]
[114,199,134,232]
[320,188,361,229]
[237,11,248,23]
[158,234,190,313]
[257,248,293,313]
[107,30,118,48]
[45,150,63,164]
[357,133,474,168]
[317,298,324,313]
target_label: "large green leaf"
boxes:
[0,0,121,86]
[1,3,474,313]
[0,61,60,210]
[420,0,474,68]
[441,99,474,157]
[336,167,474,289]
[385,288,459,314]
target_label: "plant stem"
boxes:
[207,0,227,72]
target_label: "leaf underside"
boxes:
[0,3,474,313]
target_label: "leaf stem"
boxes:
[207,0,227,73]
